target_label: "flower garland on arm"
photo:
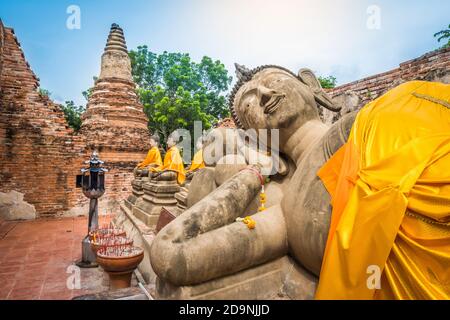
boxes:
[235,166,267,229]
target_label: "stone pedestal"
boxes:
[125,176,148,210]
[173,186,189,213]
[153,185,189,233]
[154,256,317,300]
[133,180,180,229]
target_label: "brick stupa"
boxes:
[80,23,151,161]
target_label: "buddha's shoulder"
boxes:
[321,112,357,159]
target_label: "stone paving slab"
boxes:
[0,215,125,300]
[0,221,17,240]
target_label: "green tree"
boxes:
[318,75,337,89]
[129,45,232,142]
[60,100,85,131]
[434,24,450,48]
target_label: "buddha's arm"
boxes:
[150,168,288,286]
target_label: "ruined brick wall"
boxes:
[216,117,236,129]
[322,47,450,124]
[0,21,87,216]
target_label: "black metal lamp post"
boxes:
[75,150,108,268]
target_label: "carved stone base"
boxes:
[133,180,180,229]
[155,256,317,300]
[154,184,190,233]
[174,186,189,211]
[125,177,147,210]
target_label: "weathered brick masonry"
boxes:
[323,47,450,123]
[0,22,150,217]
[0,21,86,215]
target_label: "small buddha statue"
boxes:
[150,134,186,185]
[185,137,206,181]
[134,135,163,177]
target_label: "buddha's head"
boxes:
[167,132,180,149]
[196,136,204,151]
[230,64,340,134]
[150,135,160,148]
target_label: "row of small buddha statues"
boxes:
[127,134,206,229]
[134,134,205,185]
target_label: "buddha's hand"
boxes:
[185,171,194,180]
[152,170,178,181]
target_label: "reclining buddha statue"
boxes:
[150,64,450,300]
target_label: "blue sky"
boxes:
[1,0,449,106]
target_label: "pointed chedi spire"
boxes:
[104,23,128,54]
[99,23,132,81]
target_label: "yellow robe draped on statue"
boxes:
[137,146,163,169]
[316,81,450,300]
[187,149,205,173]
[151,146,186,185]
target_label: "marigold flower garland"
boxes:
[236,167,266,229]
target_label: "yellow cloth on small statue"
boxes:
[151,146,186,185]
[316,81,450,300]
[138,146,163,169]
[187,149,205,172]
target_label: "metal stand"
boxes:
[76,236,98,268]
[75,151,107,268]
[76,196,100,268]
[88,198,99,231]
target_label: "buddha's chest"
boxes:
[280,141,333,276]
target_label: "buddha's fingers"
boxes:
[150,205,287,286]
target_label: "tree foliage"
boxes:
[38,87,51,97]
[60,100,85,131]
[318,75,337,89]
[434,24,450,48]
[129,45,232,141]
[82,76,97,101]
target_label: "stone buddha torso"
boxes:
[282,111,355,275]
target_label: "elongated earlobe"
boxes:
[298,68,341,112]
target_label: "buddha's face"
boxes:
[167,137,175,148]
[196,139,203,151]
[234,68,319,131]
[150,138,158,148]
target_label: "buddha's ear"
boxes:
[298,68,341,112]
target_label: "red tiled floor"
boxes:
[0,215,112,300]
